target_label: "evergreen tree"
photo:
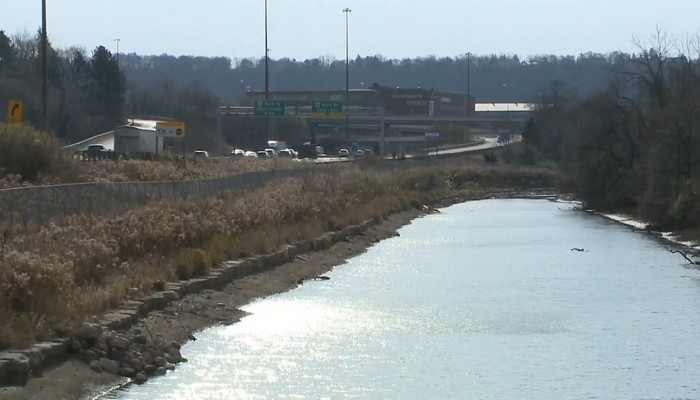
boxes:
[0,30,15,72]
[88,45,125,119]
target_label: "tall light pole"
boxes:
[114,38,120,67]
[466,52,471,116]
[264,0,270,141]
[41,0,48,130]
[343,7,351,143]
[264,0,269,101]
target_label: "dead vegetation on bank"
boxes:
[0,162,557,349]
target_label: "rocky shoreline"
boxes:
[0,216,382,387]
[0,189,556,400]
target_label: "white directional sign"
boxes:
[156,121,185,137]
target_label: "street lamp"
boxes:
[114,38,120,67]
[343,7,351,143]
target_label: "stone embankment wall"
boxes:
[0,218,376,386]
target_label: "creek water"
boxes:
[98,199,700,399]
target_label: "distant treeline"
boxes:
[0,27,666,148]
[119,52,620,103]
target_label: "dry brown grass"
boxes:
[0,163,557,349]
[0,138,304,188]
[74,157,303,183]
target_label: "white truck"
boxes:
[267,140,288,152]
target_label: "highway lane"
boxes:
[396,136,507,159]
[62,130,508,162]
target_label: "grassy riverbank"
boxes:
[0,161,557,350]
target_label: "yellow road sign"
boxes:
[7,99,24,124]
[155,121,186,137]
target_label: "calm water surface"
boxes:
[101,199,700,399]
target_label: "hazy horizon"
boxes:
[3,1,699,61]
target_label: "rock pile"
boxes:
[68,323,187,384]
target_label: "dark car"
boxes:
[87,144,107,152]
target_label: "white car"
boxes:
[278,149,298,158]
[264,148,277,157]
[193,150,209,158]
[231,149,245,156]
[338,148,350,157]
[243,151,258,157]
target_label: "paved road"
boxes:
[394,136,510,160]
[63,131,509,162]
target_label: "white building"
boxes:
[114,119,166,157]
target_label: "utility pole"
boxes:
[264,0,269,102]
[343,7,351,143]
[41,0,48,131]
[466,52,471,116]
[264,0,270,141]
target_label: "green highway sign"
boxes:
[312,101,344,117]
[254,100,286,116]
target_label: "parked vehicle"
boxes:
[264,148,277,157]
[355,149,365,157]
[243,151,258,157]
[338,148,350,157]
[87,144,108,152]
[257,150,269,158]
[267,140,287,153]
[193,150,209,158]
[231,149,245,156]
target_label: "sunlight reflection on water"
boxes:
[100,199,700,400]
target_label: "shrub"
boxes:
[0,123,75,183]
[483,152,498,163]
[206,234,238,265]
[152,280,166,291]
[174,248,212,280]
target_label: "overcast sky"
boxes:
[3,0,699,61]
